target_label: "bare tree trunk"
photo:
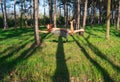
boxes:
[111,0,114,24]
[117,0,120,30]
[1,1,4,28]
[73,1,77,29]
[43,0,46,26]
[48,0,53,24]
[34,0,40,46]
[98,0,100,24]
[59,6,61,17]
[3,0,8,30]
[93,2,96,24]
[106,0,111,39]
[64,2,68,28]
[77,0,81,30]
[54,0,56,28]
[83,0,88,29]
[24,0,28,28]
[20,1,23,28]
[99,0,104,24]
[14,0,17,28]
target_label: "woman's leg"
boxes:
[70,20,74,32]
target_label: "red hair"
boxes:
[47,24,54,32]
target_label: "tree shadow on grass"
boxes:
[0,33,50,58]
[71,35,114,82]
[0,28,33,41]
[0,41,37,81]
[85,31,104,38]
[83,35,120,73]
[111,30,120,37]
[0,39,34,61]
[53,36,70,82]
[0,33,50,81]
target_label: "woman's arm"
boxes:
[52,28,67,32]
[73,29,84,33]
[39,30,49,33]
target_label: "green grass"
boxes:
[0,26,120,82]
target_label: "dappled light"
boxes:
[0,0,120,81]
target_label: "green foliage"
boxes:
[7,18,15,27]
[57,16,65,25]
[0,25,120,82]
[39,16,50,25]
[0,16,50,28]
[0,16,3,28]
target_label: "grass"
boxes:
[0,25,120,82]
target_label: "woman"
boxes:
[39,20,84,38]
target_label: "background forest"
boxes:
[0,0,120,82]
[0,0,119,29]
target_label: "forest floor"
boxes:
[0,25,120,82]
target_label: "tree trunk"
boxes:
[3,0,8,30]
[106,0,111,39]
[73,1,77,29]
[53,0,56,28]
[1,1,4,28]
[83,0,88,29]
[117,0,120,30]
[59,6,61,17]
[14,0,17,29]
[34,0,40,46]
[64,2,68,28]
[20,1,23,28]
[48,0,53,24]
[98,0,100,24]
[43,0,46,26]
[99,0,104,24]
[77,0,81,30]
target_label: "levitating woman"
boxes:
[39,20,84,38]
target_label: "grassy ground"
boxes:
[0,25,120,82]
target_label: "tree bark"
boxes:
[77,0,81,30]
[34,0,40,46]
[48,0,53,24]
[54,0,56,28]
[106,0,111,39]
[3,0,8,30]
[20,1,23,28]
[0,1,4,28]
[64,2,68,28]
[14,0,17,29]
[117,0,120,30]
[83,0,88,29]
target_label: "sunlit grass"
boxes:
[0,25,120,82]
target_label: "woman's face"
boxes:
[47,24,54,29]
[47,24,50,29]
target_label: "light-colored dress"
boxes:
[51,30,68,38]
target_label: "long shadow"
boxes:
[83,35,120,73]
[0,46,14,56]
[0,28,33,41]
[72,35,114,82]
[0,38,34,62]
[0,33,50,59]
[111,30,120,37]
[0,41,36,81]
[0,36,33,56]
[0,33,50,81]
[85,31,104,38]
[53,36,70,82]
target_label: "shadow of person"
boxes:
[53,36,70,82]
[71,35,114,82]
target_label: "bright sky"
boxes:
[0,0,49,16]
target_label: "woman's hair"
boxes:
[47,24,54,32]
